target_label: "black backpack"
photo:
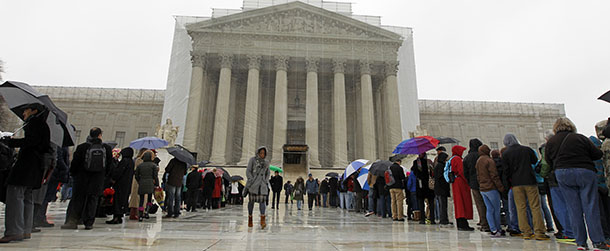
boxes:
[84,143,106,172]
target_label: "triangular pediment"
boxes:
[187,1,402,41]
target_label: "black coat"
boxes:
[203,172,215,195]
[463,139,483,190]
[319,179,329,193]
[5,112,50,189]
[50,146,70,184]
[111,148,134,197]
[328,177,338,193]
[165,158,187,187]
[388,163,406,189]
[270,175,283,192]
[374,175,388,197]
[186,170,202,190]
[545,131,603,173]
[503,144,538,187]
[412,158,433,198]
[434,152,450,197]
[70,138,115,195]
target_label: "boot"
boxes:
[129,208,138,220]
[260,215,266,229]
[413,210,421,222]
[248,215,253,228]
[138,207,144,222]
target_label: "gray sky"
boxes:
[0,0,608,137]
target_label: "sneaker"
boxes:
[535,234,550,241]
[523,234,534,240]
[509,230,522,237]
[365,212,375,217]
[490,231,503,238]
[593,242,610,251]
[396,218,405,222]
[577,245,589,251]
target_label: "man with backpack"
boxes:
[387,155,406,222]
[62,127,114,230]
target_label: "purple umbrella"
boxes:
[392,136,440,155]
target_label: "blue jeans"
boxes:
[368,188,375,213]
[346,191,354,210]
[339,192,347,209]
[481,190,502,233]
[297,200,303,210]
[322,193,328,207]
[550,186,574,238]
[556,168,604,245]
[377,194,391,217]
[165,185,182,216]
[409,193,419,211]
[539,194,554,230]
[508,189,520,231]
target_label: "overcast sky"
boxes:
[0,0,608,137]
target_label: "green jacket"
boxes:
[539,144,558,187]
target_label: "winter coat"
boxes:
[129,156,144,208]
[135,153,159,195]
[245,146,270,196]
[203,172,215,195]
[476,145,504,193]
[388,163,406,189]
[270,175,283,192]
[538,144,558,187]
[70,137,114,196]
[212,176,222,198]
[186,170,202,190]
[306,178,319,194]
[346,177,354,192]
[450,145,473,219]
[328,177,338,193]
[406,172,417,193]
[165,158,187,187]
[293,179,305,200]
[434,152,451,197]
[545,131,603,174]
[5,112,50,189]
[320,179,329,193]
[412,158,433,197]
[463,138,483,190]
[367,173,377,188]
[50,146,70,184]
[111,147,135,197]
[284,182,293,194]
[374,175,388,197]
[502,134,538,187]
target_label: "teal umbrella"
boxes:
[270,165,283,173]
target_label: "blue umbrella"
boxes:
[342,159,368,179]
[129,136,168,150]
[357,164,372,191]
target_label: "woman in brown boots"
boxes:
[128,148,148,220]
[244,146,270,229]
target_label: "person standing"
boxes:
[128,148,148,220]
[283,181,293,204]
[62,127,114,230]
[134,151,159,222]
[320,178,329,207]
[164,157,187,218]
[106,147,135,224]
[463,138,489,232]
[365,171,377,217]
[450,145,474,231]
[328,177,339,207]
[476,144,505,237]
[185,165,202,212]
[546,118,608,250]
[38,146,70,228]
[388,156,406,222]
[434,147,451,226]
[244,146,270,229]
[269,171,283,209]
[503,133,549,240]
[412,153,435,224]
[306,174,319,211]
[0,104,50,243]
[293,177,305,210]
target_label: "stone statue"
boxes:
[156,118,179,146]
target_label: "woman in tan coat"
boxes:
[129,148,148,220]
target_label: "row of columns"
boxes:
[183,53,402,167]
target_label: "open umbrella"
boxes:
[270,165,283,173]
[129,136,168,150]
[216,167,231,182]
[435,137,459,144]
[0,81,76,147]
[357,164,372,190]
[166,146,196,165]
[342,159,368,179]
[369,160,392,176]
[103,141,118,149]
[325,172,339,178]
[198,160,211,167]
[599,90,610,103]
[231,175,244,181]
[393,136,440,155]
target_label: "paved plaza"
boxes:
[0,200,576,251]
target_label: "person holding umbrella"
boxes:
[0,103,50,243]
[163,157,188,218]
[269,171,283,209]
[244,146,270,229]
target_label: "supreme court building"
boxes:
[164,1,420,168]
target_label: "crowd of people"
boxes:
[1,110,610,251]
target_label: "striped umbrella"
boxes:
[357,164,372,191]
[342,159,368,179]
[392,136,440,155]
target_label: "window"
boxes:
[137,132,148,139]
[75,130,81,143]
[115,131,126,148]
[490,142,498,150]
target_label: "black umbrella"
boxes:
[0,81,76,147]
[198,160,211,167]
[167,146,196,165]
[599,90,610,103]
[369,160,392,176]
[325,172,339,178]
[231,175,244,181]
[436,137,459,144]
[103,141,118,149]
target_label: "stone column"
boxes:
[384,61,403,155]
[332,58,348,167]
[359,61,377,161]
[209,54,233,165]
[271,56,289,166]
[183,53,206,154]
[239,55,262,165]
[305,57,321,167]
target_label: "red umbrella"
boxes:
[392,136,440,155]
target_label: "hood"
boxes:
[478,144,491,157]
[451,145,467,157]
[255,146,268,158]
[437,152,448,163]
[120,147,134,159]
[590,136,602,148]
[596,120,608,140]
[468,138,483,153]
[503,133,520,147]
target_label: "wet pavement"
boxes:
[0,200,575,250]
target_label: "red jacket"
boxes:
[212,176,222,198]
[451,145,473,219]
